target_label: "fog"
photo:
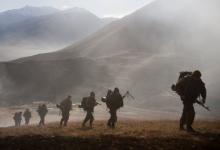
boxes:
[0,102,217,128]
[0,0,220,126]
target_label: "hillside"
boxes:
[0,121,219,150]
[0,7,114,61]
[0,58,112,105]
[0,6,59,28]
[0,0,219,115]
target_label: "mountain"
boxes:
[0,0,219,118]
[0,58,112,105]
[0,6,59,29]
[0,8,102,46]
[0,7,115,61]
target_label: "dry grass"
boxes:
[0,120,219,150]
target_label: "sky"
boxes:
[0,0,153,18]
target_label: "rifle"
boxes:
[195,100,210,111]
[123,91,135,100]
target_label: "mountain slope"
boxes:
[0,6,59,29]
[0,58,112,105]
[0,7,115,61]
[0,0,219,115]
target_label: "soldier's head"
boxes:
[68,95,72,99]
[114,87,120,94]
[192,70,202,78]
[107,89,112,95]
[90,91,95,98]
[26,108,29,111]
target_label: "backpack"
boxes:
[172,71,192,97]
[172,71,205,101]
[81,97,89,111]
[60,98,72,111]
[107,93,123,110]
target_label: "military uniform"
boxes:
[107,88,123,128]
[58,96,72,127]
[23,109,31,125]
[13,112,22,127]
[82,92,97,128]
[37,104,48,126]
[176,71,206,132]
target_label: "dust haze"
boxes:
[0,0,220,127]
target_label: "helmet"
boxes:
[90,91,95,97]
[192,70,202,78]
[114,87,119,93]
[107,89,112,94]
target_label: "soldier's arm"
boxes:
[200,81,207,103]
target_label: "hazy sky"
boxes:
[0,0,153,18]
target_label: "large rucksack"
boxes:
[59,99,72,112]
[107,93,123,110]
[171,71,192,97]
[80,97,88,111]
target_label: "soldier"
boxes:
[57,95,72,127]
[13,112,18,127]
[172,70,207,132]
[106,88,123,128]
[13,112,22,127]
[37,104,48,126]
[23,109,31,125]
[81,92,98,128]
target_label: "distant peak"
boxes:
[62,7,91,14]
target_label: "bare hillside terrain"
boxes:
[0,121,219,150]
[0,0,219,118]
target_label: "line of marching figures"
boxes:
[14,70,209,132]
[12,70,208,133]
[13,87,131,129]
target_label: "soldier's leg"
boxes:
[64,112,70,126]
[107,110,113,127]
[60,118,64,126]
[60,112,65,126]
[39,116,42,126]
[180,105,186,130]
[82,112,90,127]
[187,105,195,132]
[112,110,117,128]
[42,116,45,125]
[89,112,94,128]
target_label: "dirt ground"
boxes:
[0,120,219,150]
